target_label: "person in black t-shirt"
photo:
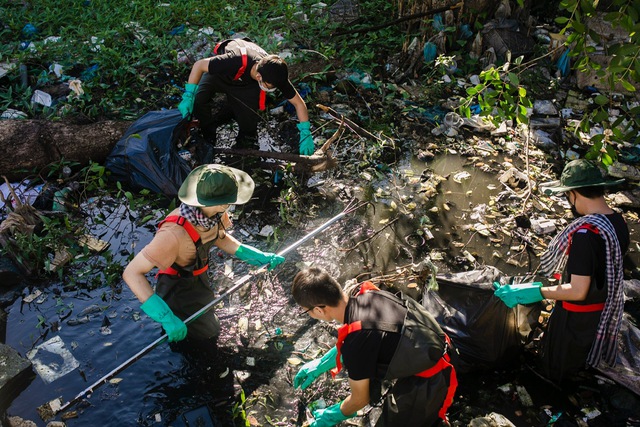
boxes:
[494,159,629,383]
[177,38,314,155]
[292,267,456,427]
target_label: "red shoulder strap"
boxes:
[159,215,201,244]
[330,320,362,378]
[233,46,248,80]
[358,281,379,294]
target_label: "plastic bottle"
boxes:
[52,187,72,211]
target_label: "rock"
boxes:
[469,412,517,427]
[0,343,34,414]
[7,416,38,427]
[0,255,22,288]
[610,191,640,208]
[608,161,640,181]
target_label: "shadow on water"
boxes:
[3,153,640,426]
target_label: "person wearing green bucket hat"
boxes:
[123,164,285,350]
[494,159,629,383]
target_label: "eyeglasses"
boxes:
[299,305,325,317]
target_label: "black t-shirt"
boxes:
[341,292,403,381]
[566,213,629,292]
[208,39,297,100]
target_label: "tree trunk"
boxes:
[0,119,131,181]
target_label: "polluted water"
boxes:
[3,152,640,426]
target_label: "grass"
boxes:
[0,0,407,122]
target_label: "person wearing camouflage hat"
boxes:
[494,159,629,383]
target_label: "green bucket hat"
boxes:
[540,159,624,195]
[178,164,255,207]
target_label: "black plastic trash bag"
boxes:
[422,266,540,373]
[105,109,191,197]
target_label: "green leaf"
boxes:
[621,80,637,92]
[601,152,614,166]
[593,109,609,122]
[594,95,609,106]
[590,134,605,145]
[572,20,586,33]
[518,105,528,116]
[555,16,570,24]
[140,215,154,225]
[508,72,520,86]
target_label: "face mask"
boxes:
[259,80,277,93]
[565,192,582,218]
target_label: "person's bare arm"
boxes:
[288,92,309,123]
[340,377,370,415]
[122,253,157,303]
[214,231,242,255]
[187,58,212,85]
[541,274,591,301]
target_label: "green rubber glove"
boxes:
[494,282,543,308]
[297,121,314,155]
[294,346,338,390]
[178,83,198,118]
[140,294,187,342]
[235,244,285,271]
[311,402,356,427]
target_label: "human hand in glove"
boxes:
[494,282,543,308]
[310,402,355,427]
[178,83,198,118]
[140,294,187,342]
[294,346,338,390]
[297,121,314,155]
[235,244,284,271]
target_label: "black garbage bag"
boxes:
[105,109,191,197]
[422,266,540,373]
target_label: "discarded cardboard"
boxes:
[78,234,110,252]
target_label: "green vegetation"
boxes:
[2,0,638,286]
[0,0,401,121]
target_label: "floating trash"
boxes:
[27,336,79,384]
[453,171,471,183]
[23,289,43,303]
[287,357,303,366]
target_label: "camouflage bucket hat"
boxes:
[540,159,624,195]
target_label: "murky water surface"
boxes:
[4,153,640,426]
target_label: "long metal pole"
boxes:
[55,206,353,414]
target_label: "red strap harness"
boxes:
[562,301,605,312]
[414,334,458,421]
[156,215,208,277]
[213,41,266,111]
[331,282,457,422]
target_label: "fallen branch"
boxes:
[211,121,345,173]
[316,104,391,145]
